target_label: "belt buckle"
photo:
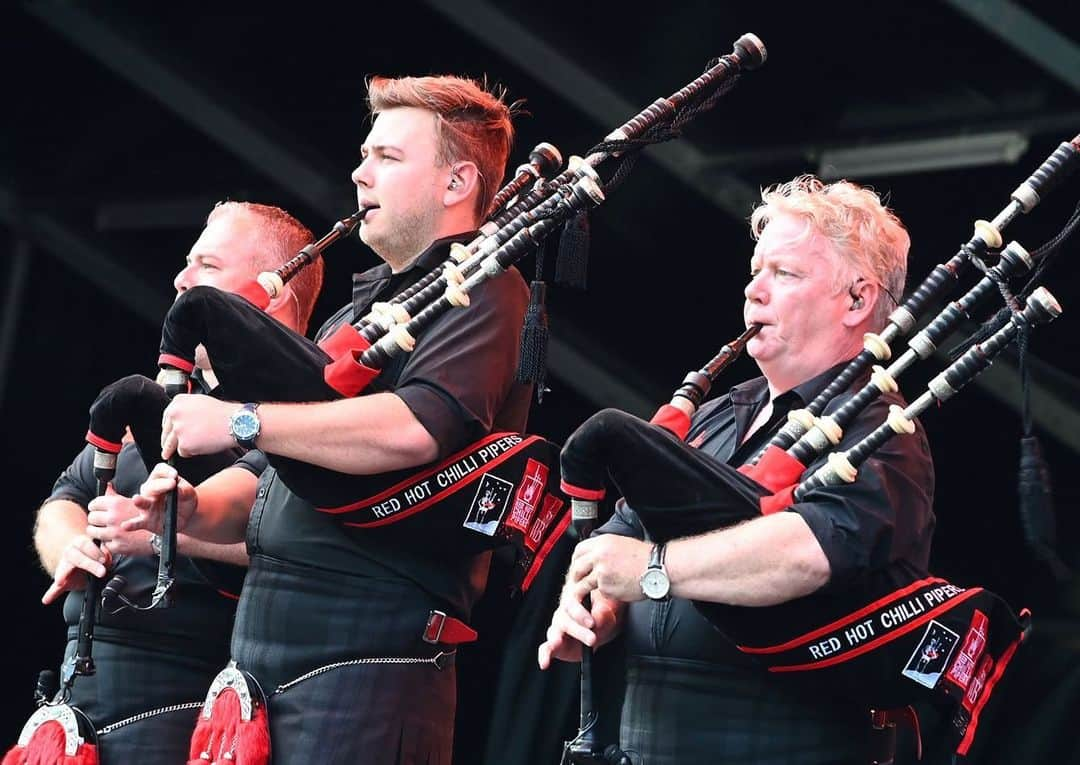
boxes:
[423,610,447,644]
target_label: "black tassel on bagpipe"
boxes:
[517,280,550,399]
[1016,327,1071,582]
[515,188,592,398]
[555,210,590,290]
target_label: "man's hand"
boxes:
[538,569,626,670]
[161,394,237,458]
[84,484,158,557]
[41,534,112,605]
[95,463,197,537]
[566,534,653,604]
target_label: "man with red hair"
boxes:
[34,201,320,761]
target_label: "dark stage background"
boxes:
[3,2,1080,762]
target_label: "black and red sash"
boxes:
[314,432,570,591]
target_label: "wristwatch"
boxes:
[639,542,670,601]
[228,402,261,449]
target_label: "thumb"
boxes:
[105,482,119,496]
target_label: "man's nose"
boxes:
[174,265,193,293]
[351,158,372,188]
[744,273,768,303]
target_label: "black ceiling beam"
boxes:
[0,184,172,326]
[943,0,1080,95]
[25,1,342,218]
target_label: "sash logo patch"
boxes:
[506,458,549,533]
[463,474,514,536]
[944,609,989,693]
[526,494,565,552]
[962,654,994,713]
[901,620,960,689]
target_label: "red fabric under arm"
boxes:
[650,404,692,440]
[759,484,797,515]
[317,322,372,360]
[232,280,272,311]
[323,350,380,397]
[739,445,806,493]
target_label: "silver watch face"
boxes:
[641,568,670,600]
[231,411,259,442]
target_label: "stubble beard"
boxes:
[363,203,440,271]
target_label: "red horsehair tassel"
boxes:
[4,705,98,765]
[188,664,270,765]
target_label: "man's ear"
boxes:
[266,287,299,331]
[842,279,878,327]
[443,161,481,207]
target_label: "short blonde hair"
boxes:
[368,75,515,218]
[207,202,323,333]
[750,175,909,330]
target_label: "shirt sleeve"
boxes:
[787,392,935,587]
[595,500,647,540]
[234,449,268,478]
[393,269,530,458]
[46,444,98,508]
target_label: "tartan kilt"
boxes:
[620,655,871,765]
[266,659,455,765]
[227,554,459,764]
[61,636,224,761]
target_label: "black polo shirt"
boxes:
[601,361,936,664]
[243,233,532,618]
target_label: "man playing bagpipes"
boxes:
[116,76,534,764]
[28,202,322,761]
[540,176,937,764]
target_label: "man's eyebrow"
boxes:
[361,143,403,155]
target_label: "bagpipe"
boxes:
[558,134,1080,761]
[152,33,767,595]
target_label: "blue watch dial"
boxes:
[232,412,259,441]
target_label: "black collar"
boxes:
[350,231,478,296]
[728,358,859,411]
